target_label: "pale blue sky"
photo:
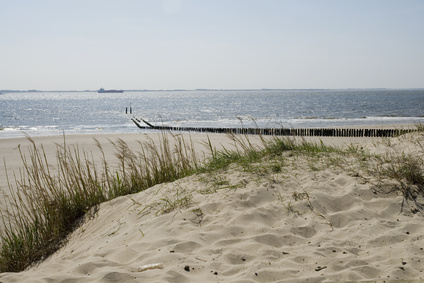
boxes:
[1,0,423,90]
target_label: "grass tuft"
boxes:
[380,152,424,200]
[0,133,199,272]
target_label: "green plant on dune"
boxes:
[154,182,194,215]
[369,131,424,209]
[380,151,424,202]
[277,192,302,216]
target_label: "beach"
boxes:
[1,129,424,282]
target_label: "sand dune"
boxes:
[1,132,424,282]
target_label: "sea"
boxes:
[1,89,424,139]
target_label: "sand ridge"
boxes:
[1,132,424,282]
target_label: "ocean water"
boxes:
[1,89,424,139]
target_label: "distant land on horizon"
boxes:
[2,88,424,93]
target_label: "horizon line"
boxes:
[2,87,424,93]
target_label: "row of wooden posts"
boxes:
[131,117,415,138]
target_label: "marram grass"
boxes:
[0,133,201,272]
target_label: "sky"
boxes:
[1,0,424,90]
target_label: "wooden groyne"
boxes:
[131,117,416,138]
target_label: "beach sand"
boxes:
[1,130,424,282]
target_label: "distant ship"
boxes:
[98,88,124,93]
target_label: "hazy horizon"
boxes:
[2,87,424,93]
[1,0,423,90]
[2,86,424,93]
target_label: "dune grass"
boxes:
[0,133,200,272]
[378,136,424,202]
[1,131,423,272]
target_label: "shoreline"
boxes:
[0,122,418,140]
